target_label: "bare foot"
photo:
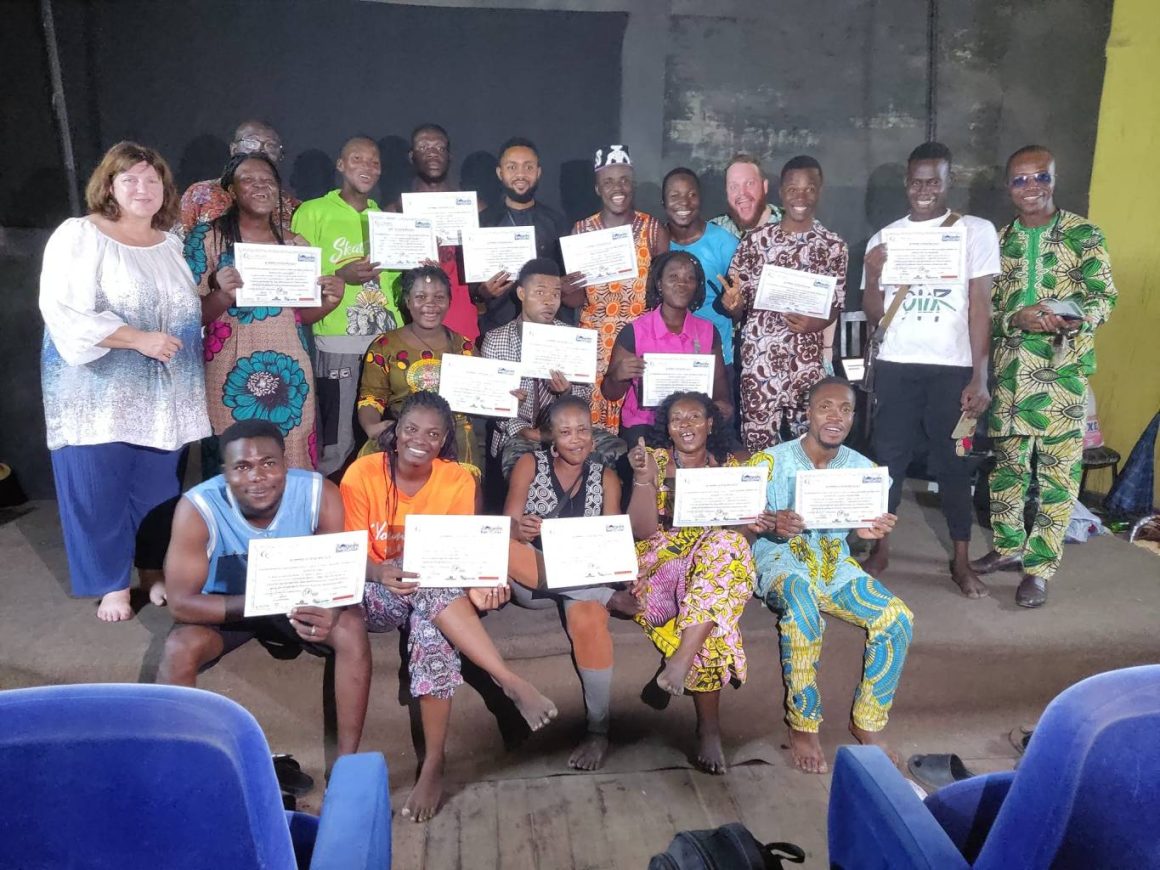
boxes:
[606,588,641,618]
[657,656,693,696]
[788,727,828,774]
[951,561,989,599]
[400,758,444,823]
[97,589,133,622]
[860,548,888,578]
[501,678,558,731]
[694,729,727,775]
[568,732,609,771]
[849,724,901,766]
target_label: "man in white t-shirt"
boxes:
[861,142,998,599]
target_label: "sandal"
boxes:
[906,753,976,791]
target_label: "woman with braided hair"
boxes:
[184,152,344,469]
[341,392,557,822]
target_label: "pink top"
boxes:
[618,307,717,429]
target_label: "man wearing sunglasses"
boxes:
[861,142,1000,600]
[179,120,300,234]
[970,146,1118,608]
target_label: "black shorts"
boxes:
[174,614,332,671]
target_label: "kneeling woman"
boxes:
[503,396,638,770]
[341,392,556,822]
[626,391,756,774]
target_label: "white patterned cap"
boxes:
[594,145,632,171]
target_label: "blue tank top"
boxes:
[184,469,324,595]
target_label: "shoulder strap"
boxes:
[875,211,961,336]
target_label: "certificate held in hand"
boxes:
[438,353,522,418]
[367,211,438,270]
[461,226,538,283]
[234,243,322,308]
[401,191,479,246]
[753,265,837,318]
[794,467,890,530]
[672,465,769,528]
[519,321,598,383]
[641,353,715,407]
[540,515,638,589]
[880,227,966,285]
[402,514,512,587]
[244,530,366,617]
[560,225,638,285]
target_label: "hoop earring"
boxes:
[550,443,560,458]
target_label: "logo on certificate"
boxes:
[741,473,763,483]
[514,231,531,241]
[480,524,505,535]
[335,542,359,553]
[455,196,474,207]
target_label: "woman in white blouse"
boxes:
[39,141,210,621]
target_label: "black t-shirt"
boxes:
[478,200,574,331]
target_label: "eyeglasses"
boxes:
[236,137,284,159]
[413,142,449,155]
[1009,171,1053,189]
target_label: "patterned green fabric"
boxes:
[989,209,1117,439]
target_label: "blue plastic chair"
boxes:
[0,683,390,869]
[828,665,1160,869]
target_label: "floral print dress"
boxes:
[184,222,316,469]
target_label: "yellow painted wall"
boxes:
[1087,0,1160,503]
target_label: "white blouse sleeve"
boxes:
[39,219,127,366]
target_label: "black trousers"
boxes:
[871,361,975,542]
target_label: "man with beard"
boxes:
[710,154,783,240]
[477,138,572,331]
[292,136,401,475]
[748,378,913,775]
[179,120,299,235]
[723,156,847,451]
[970,145,1117,608]
[664,167,740,378]
[860,142,998,600]
[389,124,480,341]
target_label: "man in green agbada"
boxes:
[971,146,1117,607]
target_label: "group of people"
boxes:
[37,118,1116,820]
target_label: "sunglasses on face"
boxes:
[236,137,283,158]
[1009,171,1053,189]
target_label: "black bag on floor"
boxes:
[648,822,805,869]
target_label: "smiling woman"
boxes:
[183,153,345,471]
[39,141,211,622]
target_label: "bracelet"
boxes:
[632,479,655,488]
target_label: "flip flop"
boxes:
[1008,726,1034,755]
[273,754,315,796]
[906,753,976,791]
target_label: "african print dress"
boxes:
[573,211,661,432]
[357,327,477,468]
[727,220,847,452]
[634,448,755,692]
[184,222,316,469]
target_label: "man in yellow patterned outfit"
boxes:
[971,146,1117,608]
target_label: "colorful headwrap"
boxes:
[594,145,632,171]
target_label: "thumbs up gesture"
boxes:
[628,436,657,482]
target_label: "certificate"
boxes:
[244,531,366,617]
[367,211,438,270]
[560,225,638,285]
[672,465,769,528]
[753,265,837,317]
[794,467,890,530]
[401,191,479,246]
[880,227,966,285]
[540,515,638,589]
[402,514,511,587]
[519,321,598,383]
[641,353,715,407]
[234,242,322,308]
[461,226,538,283]
[438,353,522,418]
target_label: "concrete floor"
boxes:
[1,487,1157,869]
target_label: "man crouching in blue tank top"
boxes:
[158,420,371,759]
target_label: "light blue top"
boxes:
[185,468,324,595]
[671,222,740,364]
[749,438,881,600]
